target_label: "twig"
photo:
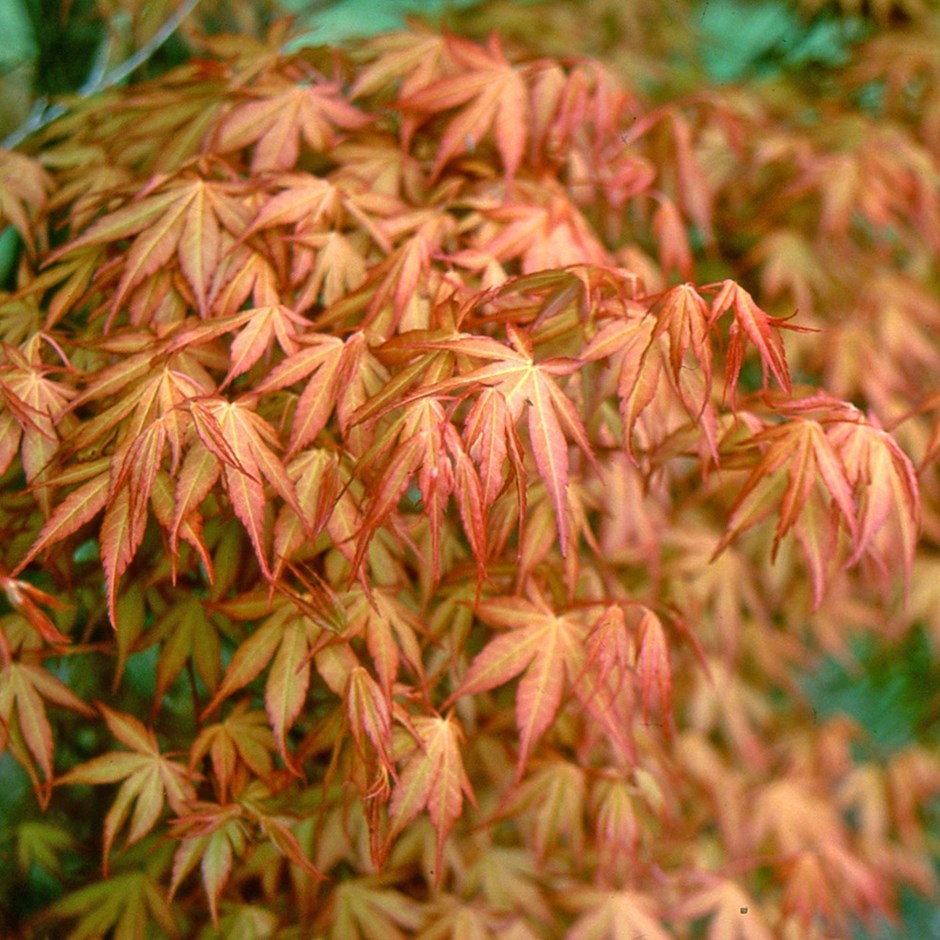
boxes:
[2,0,201,150]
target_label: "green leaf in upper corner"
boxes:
[280,0,487,48]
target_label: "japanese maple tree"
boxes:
[0,0,938,937]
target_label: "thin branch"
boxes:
[2,0,201,151]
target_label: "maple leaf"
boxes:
[673,878,774,940]
[219,303,308,387]
[55,704,197,874]
[190,701,276,803]
[390,323,596,556]
[215,75,371,172]
[397,32,529,179]
[199,602,351,771]
[634,607,675,735]
[713,415,860,607]
[147,593,223,717]
[0,659,95,804]
[188,397,305,579]
[454,184,610,274]
[329,876,427,939]
[0,574,71,647]
[168,801,249,928]
[252,330,363,457]
[347,665,396,783]
[829,419,921,592]
[350,31,451,101]
[564,887,672,940]
[0,339,77,515]
[579,297,717,463]
[706,279,801,401]
[43,867,179,939]
[45,172,253,325]
[446,593,586,778]
[0,150,51,255]
[387,713,476,885]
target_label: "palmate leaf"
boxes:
[397,32,529,179]
[215,74,371,172]
[168,802,249,929]
[565,888,672,940]
[42,867,179,940]
[0,659,95,804]
[190,702,277,803]
[55,705,197,874]
[44,173,253,325]
[386,324,595,557]
[387,713,476,885]
[446,593,586,778]
[715,404,920,605]
[198,602,352,772]
[673,877,774,940]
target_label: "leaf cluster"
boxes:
[0,1,938,937]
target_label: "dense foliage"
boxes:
[0,1,938,937]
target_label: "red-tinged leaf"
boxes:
[387,714,476,884]
[651,283,713,389]
[254,811,324,880]
[831,421,921,588]
[294,229,369,311]
[170,442,221,557]
[350,431,425,581]
[285,342,350,455]
[464,387,514,509]
[169,803,248,929]
[715,417,861,603]
[0,407,22,477]
[527,370,572,555]
[399,33,528,178]
[238,175,340,242]
[178,183,222,317]
[218,399,304,522]
[264,618,311,772]
[348,588,426,698]
[222,304,306,386]
[0,662,92,790]
[453,448,489,569]
[634,608,673,734]
[566,888,672,940]
[201,609,287,718]
[673,878,774,940]
[391,333,591,553]
[514,614,568,775]
[100,485,149,627]
[274,451,339,573]
[619,340,661,460]
[594,779,639,882]
[350,32,449,100]
[448,595,585,777]
[46,186,188,262]
[216,78,370,171]
[709,280,792,397]
[190,705,276,803]
[0,575,71,646]
[347,666,395,778]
